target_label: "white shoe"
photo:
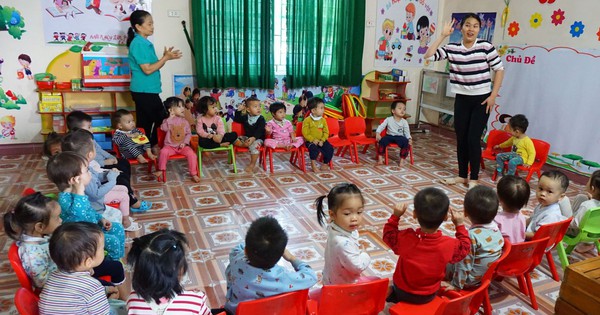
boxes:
[124,221,141,232]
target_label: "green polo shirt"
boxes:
[128,34,162,93]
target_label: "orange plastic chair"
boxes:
[264,123,306,174]
[155,128,198,182]
[231,122,266,171]
[342,117,377,164]
[494,139,550,182]
[480,129,512,170]
[389,280,491,315]
[14,287,39,315]
[532,217,573,281]
[450,238,512,315]
[224,289,311,315]
[325,118,355,163]
[9,243,38,295]
[310,278,388,315]
[289,122,308,172]
[111,127,154,175]
[374,118,414,165]
[494,237,549,310]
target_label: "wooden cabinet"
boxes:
[360,70,410,137]
[555,256,600,314]
[38,87,135,149]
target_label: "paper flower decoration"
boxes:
[539,0,555,3]
[508,21,520,37]
[551,9,565,26]
[497,45,509,56]
[570,21,585,38]
[597,27,600,41]
[530,13,542,28]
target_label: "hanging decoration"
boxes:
[597,27,600,41]
[570,21,585,38]
[501,0,510,39]
[508,21,520,37]
[551,9,565,26]
[539,0,555,3]
[530,13,542,29]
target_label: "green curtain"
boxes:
[191,0,274,89]
[286,0,365,88]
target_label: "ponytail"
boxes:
[3,193,55,240]
[315,195,327,227]
[3,211,20,241]
[127,10,152,47]
[126,27,136,47]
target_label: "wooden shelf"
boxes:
[366,79,411,85]
[362,97,412,102]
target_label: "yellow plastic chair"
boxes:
[557,206,600,269]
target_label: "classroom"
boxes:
[0,0,599,314]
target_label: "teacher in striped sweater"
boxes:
[425,13,504,189]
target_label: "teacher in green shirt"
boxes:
[127,10,181,147]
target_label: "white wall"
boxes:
[0,0,194,145]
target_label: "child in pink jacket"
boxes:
[265,102,303,149]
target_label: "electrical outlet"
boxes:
[366,20,375,27]
[167,10,180,17]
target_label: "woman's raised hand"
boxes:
[441,19,456,37]
[163,46,182,60]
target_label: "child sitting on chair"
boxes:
[383,187,470,304]
[566,170,600,252]
[301,97,334,172]
[445,186,504,290]
[494,175,530,243]
[493,114,535,177]
[265,102,304,150]
[525,170,569,240]
[196,96,238,150]
[292,90,313,125]
[375,101,412,166]
[233,97,266,173]
[113,109,157,164]
[157,97,200,183]
[224,217,317,314]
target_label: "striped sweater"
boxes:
[127,291,211,315]
[39,270,110,315]
[431,40,504,96]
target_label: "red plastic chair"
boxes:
[493,237,549,310]
[231,122,266,171]
[389,280,491,315]
[8,243,38,295]
[310,278,388,315]
[155,128,198,182]
[494,139,550,182]
[293,121,334,172]
[14,287,39,315]
[264,123,306,173]
[342,117,377,164]
[480,129,512,170]
[532,217,573,281]
[374,118,414,166]
[111,128,154,175]
[215,289,311,315]
[325,118,355,163]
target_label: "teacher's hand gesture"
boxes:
[163,46,182,60]
[441,19,456,38]
[481,94,496,114]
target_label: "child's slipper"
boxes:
[124,221,141,232]
[131,200,152,213]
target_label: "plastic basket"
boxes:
[34,73,56,90]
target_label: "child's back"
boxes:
[568,170,600,236]
[494,175,530,243]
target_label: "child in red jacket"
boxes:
[383,187,470,304]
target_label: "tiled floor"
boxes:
[0,129,595,314]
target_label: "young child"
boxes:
[265,102,304,150]
[39,222,112,315]
[127,229,212,315]
[292,90,313,125]
[43,132,62,158]
[62,130,140,231]
[383,187,470,304]
[233,97,266,173]
[446,186,504,290]
[525,170,569,239]
[566,170,600,242]
[493,114,536,177]
[196,96,238,150]
[68,111,151,213]
[301,97,334,172]
[157,97,201,183]
[184,88,200,128]
[494,175,530,243]
[225,217,317,314]
[113,109,157,164]
[3,193,126,296]
[46,151,126,260]
[375,101,413,166]
[316,183,374,286]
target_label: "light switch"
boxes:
[167,10,180,17]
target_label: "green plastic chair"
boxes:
[197,117,237,177]
[557,206,600,269]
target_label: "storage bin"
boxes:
[34,73,56,90]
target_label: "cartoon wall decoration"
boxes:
[0,115,16,140]
[42,0,151,46]
[0,5,26,39]
[374,0,439,67]
[449,12,497,43]
[491,46,600,176]
[17,54,34,80]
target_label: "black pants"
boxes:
[94,257,126,286]
[306,140,334,163]
[131,92,166,146]
[378,135,410,158]
[386,284,437,305]
[102,157,137,206]
[198,132,238,149]
[454,93,490,180]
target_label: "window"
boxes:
[273,0,287,75]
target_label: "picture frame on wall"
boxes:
[173,74,197,98]
[81,52,131,87]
